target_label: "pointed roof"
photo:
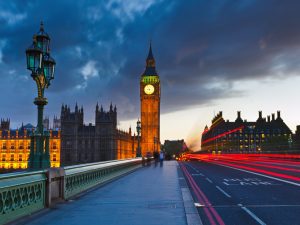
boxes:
[36,21,49,38]
[142,42,158,76]
[147,42,154,61]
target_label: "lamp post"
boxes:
[25,22,56,169]
[136,119,141,157]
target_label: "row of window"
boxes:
[0,142,58,148]
[1,154,57,161]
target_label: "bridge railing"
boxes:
[0,158,142,225]
[0,171,46,225]
[63,158,141,199]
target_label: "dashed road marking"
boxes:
[216,186,231,198]
[238,204,266,225]
[205,178,213,183]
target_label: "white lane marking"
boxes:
[186,164,199,173]
[216,186,231,198]
[205,178,213,183]
[192,174,202,176]
[186,163,204,176]
[212,163,300,187]
[239,205,266,225]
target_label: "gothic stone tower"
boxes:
[140,44,160,156]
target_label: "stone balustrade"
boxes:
[0,158,142,225]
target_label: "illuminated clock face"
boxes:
[144,84,155,95]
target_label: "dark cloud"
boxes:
[1,0,300,127]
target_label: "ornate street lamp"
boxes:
[136,119,141,157]
[25,22,56,169]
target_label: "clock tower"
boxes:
[140,44,160,156]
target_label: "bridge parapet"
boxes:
[0,171,46,225]
[63,158,141,199]
[0,158,142,225]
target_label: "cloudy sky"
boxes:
[1,0,300,150]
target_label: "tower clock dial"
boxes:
[144,84,155,95]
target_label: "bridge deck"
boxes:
[21,161,188,225]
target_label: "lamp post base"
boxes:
[28,97,51,170]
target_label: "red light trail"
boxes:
[201,126,244,145]
[184,153,300,184]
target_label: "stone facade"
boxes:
[201,111,294,153]
[0,121,60,169]
[60,103,137,166]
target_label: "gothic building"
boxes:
[201,111,294,153]
[60,103,137,166]
[53,115,61,130]
[0,119,10,130]
[140,44,161,156]
[43,117,50,130]
[0,119,60,169]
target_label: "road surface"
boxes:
[180,156,300,225]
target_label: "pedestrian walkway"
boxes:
[21,161,189,225]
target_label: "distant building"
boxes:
[0,121,60,169]
[53,115,61,130]
[0,119,10,130]
[43,116,50,130]
[60,103,137,166]
[163,139,187,159]
[201,111,294,153]
[294,125,300,149]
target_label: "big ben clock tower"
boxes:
[140,44,160,156]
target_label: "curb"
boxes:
[176,161,203,225]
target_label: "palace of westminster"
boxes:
[0,44,161,169]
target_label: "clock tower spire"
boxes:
[140,43,161,156]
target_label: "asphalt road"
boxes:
[180,157,300,225]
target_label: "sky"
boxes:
[1,0,300,150]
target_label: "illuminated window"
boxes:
[53,141,57,149]
[10,154,14,161]
[262,134,265,138]
[3,142,6,149]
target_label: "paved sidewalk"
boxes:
[21,161,188,225]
